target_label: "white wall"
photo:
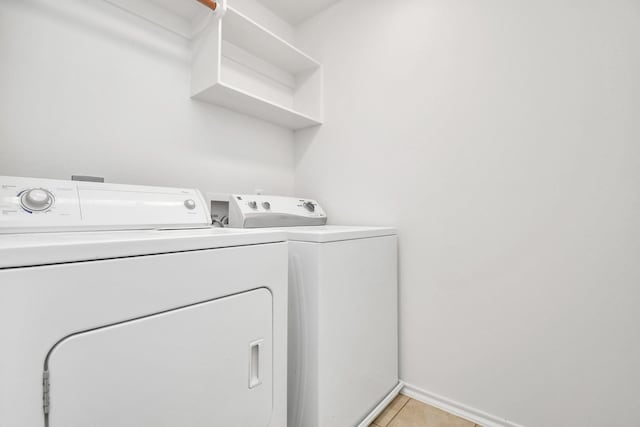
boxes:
[0,0,294,195]
[294,1,640,426]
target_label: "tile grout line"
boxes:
[384,395,411,427]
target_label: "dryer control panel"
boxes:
[229,195,327,228]
[0,176,210,233]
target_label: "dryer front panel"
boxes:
[46,288,273,427]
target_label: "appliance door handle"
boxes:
[248,339,263,389]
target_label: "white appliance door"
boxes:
[46,288,273,427]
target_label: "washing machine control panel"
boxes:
[229,195,327,228]
[0,176,211,233]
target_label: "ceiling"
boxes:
[254,0,341,25]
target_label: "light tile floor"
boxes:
[370,394,480,427]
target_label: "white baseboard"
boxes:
[400,383,525,427]
[357,381,405,427]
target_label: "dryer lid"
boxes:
[281,225,396,243]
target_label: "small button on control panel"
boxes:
[302,201,315,212]
[184,199,196,210]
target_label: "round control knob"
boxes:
[248,201,258,209]
[20,188,54,212]
[184,199,196,210]
[303,201,315,212]
[262,201,271,210]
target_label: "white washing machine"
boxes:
[229,195,400,427]
[0,176,288,427]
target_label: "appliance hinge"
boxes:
[42,370,50,415]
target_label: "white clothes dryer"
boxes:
[229,195,400,427]
[0,176,288,427]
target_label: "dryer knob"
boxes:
[20,188,54,212]
[262,202,271,210]
[248,201,258,209]
[303,201,315,212]
[184,199,196,210]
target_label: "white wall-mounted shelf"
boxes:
[191,6,323,130]
[195,81,322,129]
[104,0,323,130]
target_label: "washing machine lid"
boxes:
[0,228,286,268]
[280,225,396,243]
